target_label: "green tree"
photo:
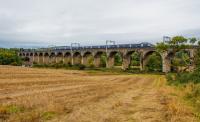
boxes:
[171,51,190,72]
[114,53,122,66]
[156,36,191,72]
[100,53,107,67]
[189,37,197,45]
[170,36,188,45]
[87,55,94,67]
[0,48,22,65]
[130,52,140,66]
[145,53,162,72]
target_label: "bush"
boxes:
[54,63,64,69]
[189,69,200,84]
[126,67,141,73]
[33,62,37,65]
[176,73,193,83]
[33,64,45,68]
[67,62,72,67]
[33,63,86,70]
[145,53,162,72]
[167,71,200,85]
[74,64,86,70]
[11,62,19,66]
[88,64,95,68]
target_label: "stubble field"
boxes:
[0,66,196,122]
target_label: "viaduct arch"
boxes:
[64,52,71,64]
[83,51,93,66]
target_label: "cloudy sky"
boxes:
[0,0,200,48]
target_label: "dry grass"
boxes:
[158,80,197,122]
[0,65,196,122]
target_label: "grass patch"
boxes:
[0,105,24,114]
[10,111,41,122]
[0,105,25,121]
[0,105,59,121]
[7,105,24,114]
[41,111,57,120]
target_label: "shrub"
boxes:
[176,73,192,84]
[11,62,18,66]
[54,63,63,69]
[33,62,37,65]
[88,64,95,68]
[67,62,72,67]
[166,71,200,85]
[74,64,86,70]
[189,69,200,84]
[166,73,174,82]
[126,67,141,73]
[145,53,162,72]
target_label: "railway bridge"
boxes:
[19,43,195,73]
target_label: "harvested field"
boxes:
[0,66,196,122]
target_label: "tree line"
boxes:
[0,48,22,66]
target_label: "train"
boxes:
[20,42,154,52]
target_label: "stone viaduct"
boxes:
[18,43,196,73]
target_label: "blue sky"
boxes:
[0,0,200,48]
